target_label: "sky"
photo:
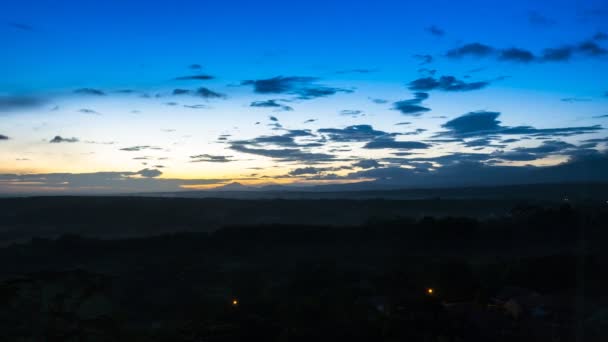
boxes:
[1,0,608,194]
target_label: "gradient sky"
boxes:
[1,0,608,194]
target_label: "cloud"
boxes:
[78,108,100,115]
[440,111,603,137]
[174,74,214,80]
[499,48,535,62]
[335,68,378,74]
[528,11,556,27]
[137,168,162,178]
[541,46,574,61]
[393,92,431,116]
[318,125,391,142]
[363,137,430,150]
[337,151,608,187]
[513,140,575,154]
[0,95,46,112]
[409,76,489,92]
[289,167,323,176]
[413,54,433,65]
[448,38,608,63]
[173,88,190,95]
[578,41,607,56]
[229,144,334,162]
[49,136,78,143]
[241,76,351,99]
[340,109,364,117]
[593,32,608,41]
[426,25,445,36]
[190,154,233,163]
[352,159,381,169]
[74,88,105,96]
[189,64,202,69]
[8,22,34,31]
[119,146,163,152]
[250,99,293,111]
[561,97,591,102]
[446,43,495,58]
[370,98,389,104]
[195,87,225,99]
[0,134,9,140]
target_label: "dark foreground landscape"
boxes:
[2,187,608,341]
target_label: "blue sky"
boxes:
[1,0,607,193]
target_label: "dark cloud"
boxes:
[0,95,46,112]
[528,11,556,27]
[119,146,163,152]
[426,25,445,37]
[230,130,321,151]
[174,74,214,81]
[592,114,608,119]
[190,154,233,163]
[289,167,323,176]
[303,119,316,124]
[541,46,574,61]
[577,41,607,56]
[318,125,391,142]
[340,152,608,187]
[0,134,9,140]
[189,64,202,69]
[184,104,209,109]
[403,128,428,136]
[409,76,489,92]
[241,76,351,99]
[173,88,190,95]
[513,140,575,154]
[393,92,430,116]
[335,68,378,74]
[229,144,334,162]
[74,88,105,96]
[50,136,78,143]
[137,168,162,178]
[413,54,433,65]
[370,98,389,104]
[195,87,225,99]
[440,111,603,138]
[352,159,381,169]
[449,39,607,63]
[446,43,495,58]
[561,97,591,102]
[499,48,535,62]
[250,99,293,111]
[593,32,608,41]
[269,116,279,122]
[8,22,34,31]
[363,137,430,150]
[78,108,100,115]
[463,138,495,148]
[340,109,364,117]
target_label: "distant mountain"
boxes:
[213,182,256,191]
[138,182,608,202]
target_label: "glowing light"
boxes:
[232,299,239,306]
[427,288,434,295]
